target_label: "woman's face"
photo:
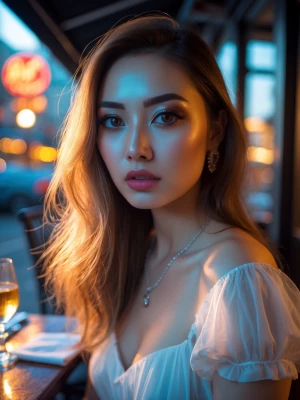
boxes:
[97,53,210,210]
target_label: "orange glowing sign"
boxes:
[1,53,51,98]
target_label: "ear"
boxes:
[207,110,228,151]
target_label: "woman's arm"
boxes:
[82,377,101,400]
[213,371,292,400]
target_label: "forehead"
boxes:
[98,54,199,102]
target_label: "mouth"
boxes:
[125,170,160,181]
[125,178,160,191]
[129,177,160,180]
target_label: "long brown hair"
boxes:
[40,13,286,353]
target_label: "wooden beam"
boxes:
[177,0,195,25]
[60,0,151,31]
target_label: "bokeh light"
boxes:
[16,108,36,128]
[0,138,12,152]
[29,95,47,113]
[29,143,57,162]
[245,116,267,133]
[247,146,274,164]
[10,95,47,113]
[10,139,27,154]
[0,138,27,154]
[0,158,7,172]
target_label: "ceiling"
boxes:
[2,0,271,73]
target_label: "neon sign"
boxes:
[1,53,51,98]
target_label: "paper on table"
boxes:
[5,311,29,330]
[11,332,81,366]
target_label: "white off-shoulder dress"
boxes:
[89,262,300,400]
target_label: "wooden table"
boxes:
[1,313,83,400]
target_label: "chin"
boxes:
[125,198,155,210]
[126,195,174,210]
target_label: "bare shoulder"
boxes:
[204,221,279,281]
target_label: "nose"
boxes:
[126,124,153,161]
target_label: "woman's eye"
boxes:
[98,115,123,129]
[152,111,183,125]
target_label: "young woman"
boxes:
[41,13,300,400]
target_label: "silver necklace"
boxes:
[142,218,211,307]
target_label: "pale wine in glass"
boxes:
[0,258,20,370]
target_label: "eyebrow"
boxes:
[98,93,189,110]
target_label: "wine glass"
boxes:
[0,258,20,371]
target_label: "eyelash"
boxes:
[97,109,184,129]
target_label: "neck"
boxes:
[149,186,209,264]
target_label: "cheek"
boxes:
[165,129,207,176]
[97,135,117,175]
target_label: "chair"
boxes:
[17,205,56,314]
[17,205,87,399]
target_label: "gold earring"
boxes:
[207,149,219,173]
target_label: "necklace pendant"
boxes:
[143,293,150,307]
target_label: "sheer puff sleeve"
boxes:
[190,262,300,382]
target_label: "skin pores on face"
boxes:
[97,53,210,211]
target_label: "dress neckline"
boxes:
[113,319,196,376]
[113,262,281,378]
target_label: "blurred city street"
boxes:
[0,212,40,314]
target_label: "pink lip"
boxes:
[125,169,160,180]
[126,179,160,191]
